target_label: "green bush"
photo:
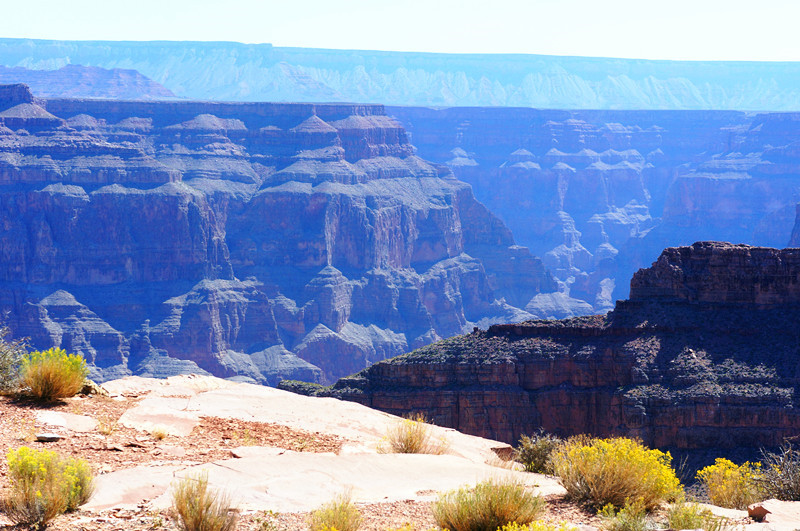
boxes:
[758,443,800,500]
[667,501,729,531]
[514,430,562,474]
[171,472,238,531]
[598,501,647,531]
[696,458,763,509]
[307,492,361,531]
[2,447,94,529]
[20,347,88,400]
[432,478,545,531]
[550,436,682,511]
[377,413,448,455]
[0,325,27,392]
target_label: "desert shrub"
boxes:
[598,501,647,531]
[171,472,238,531]
[2,447,94,529]
[432,478,545,531]
[514,430,562,474]
[307,492,361,531]
[0,325,27,392]
[758,443,800,500]
[696,458,763,509]
[550,436,682,511]
[377,413,448,455]
[20,347,88,400]
[666,501,730,531]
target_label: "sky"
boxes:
[4,0,800,62]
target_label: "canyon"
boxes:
[390,106,800,313]
[0,83,559,385]
[307,242,800,451]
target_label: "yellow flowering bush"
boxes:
[20,347,88,400]
[2,446,94,528]
[550,436,682,511]
[696,458,763,509]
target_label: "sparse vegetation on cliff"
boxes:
[696,458,763,509]
[378,413,449,455]
[19,347,88,400]
[171,472,238,531]
[2,446,94,529]
[551,437,682,511]
[514,430,563,474]
[432,478,545,531]
[308,492,362,531]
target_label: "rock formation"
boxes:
[309,242,800,451]
[0,65,176,100]
[389,106,800,314]
[5,39,800,110]
[0,84,557,385]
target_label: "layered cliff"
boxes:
[0,84,557,384]
[6,39,800,110]
[313,242,800,450]
[389,106,800,314]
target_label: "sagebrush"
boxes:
[514,430,562,474]
[307,492,361,531]
[0,325,27,392]
[696,458,763,509]
[2,446,94,529]
[550,436,682,511]
[758,443,800,500]
[378,413,448,455]
[432,478,545,531]
[20,347,88,400]
[171,472,238,531]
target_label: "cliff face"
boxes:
[0,84,556,384]
[319,242,800,450]
[389,106,800,314]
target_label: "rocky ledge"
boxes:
[301,242,800,450]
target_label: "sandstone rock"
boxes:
[748,499,800,525]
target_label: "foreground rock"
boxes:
[0,84,558,384]
[312,242,800,451]
[85,375,561,514]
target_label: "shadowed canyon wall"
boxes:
[316,242,800,450]
[0,84,559,384]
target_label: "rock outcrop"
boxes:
[312,242,800,451]
[389,106,800,314]
[0,84,557,384]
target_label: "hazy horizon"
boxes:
[4,0,800,63]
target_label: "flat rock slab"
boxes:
[36,410,98,432]
[118,396,198,437]
[749,499,800,529]
[85,466,184,511]
[138,452,563,513]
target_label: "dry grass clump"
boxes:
[432,478,545,531]
[550,436,682,511]
[598,501,647,531]
[2,446,94,529]
[377,413,448,455]
[666,501,730,531]
[696,458,763,509]
[514,430,562,474]
[19,347,88,400]
[171,472,238,531]
[307,492,362,531]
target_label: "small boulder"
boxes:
[35,432,63,442]
[748,498,800,524]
